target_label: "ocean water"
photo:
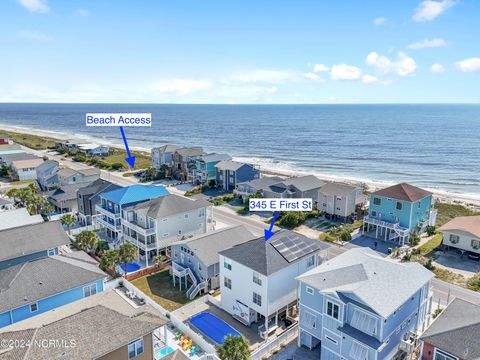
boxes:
[0,103,479,197]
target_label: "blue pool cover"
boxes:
[190,312,241,344]
[120,262,141,273]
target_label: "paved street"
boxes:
[19,145,480,308]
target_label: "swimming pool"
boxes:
[156,346,174,358]
[120,262,141,273]
[190,312,241,345]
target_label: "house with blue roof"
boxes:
[363,183,437,246]
[95,185,170,245]
[0,221,107,328]
[297,247,434,360]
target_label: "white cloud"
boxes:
[362,74,379,84]
[366,51,417,76]
[455,58,480,72]
[331,64,363,80]
[412,0,456,22]
[76,9,89,16]
[408,38,447,49]
[152,79,212,95]
[17,0,49,13]
[234,69,298,84]
[313,64,330,72]
[303,72,324,82]
[430,63,446,73]
[18,30,52,41]
[373,17,387,25]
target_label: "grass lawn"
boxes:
[101,149,151,170]
[131,269,191,311]
[0,130,57,149]
[435,202,480,227]
[418,233,443,256]
[8,179,35,186]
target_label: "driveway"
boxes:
[433,249,480,276]
[347,235,394,255]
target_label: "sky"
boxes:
[0,0,479,104]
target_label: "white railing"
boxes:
[187,281,206,300]
[123,219,156,236]
[96,216,121,231]
[95,204,121,218]
[70,224,100,236]
[364,216,410,235]
[250,324,298,360]
[123,234,157,251]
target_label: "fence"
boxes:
[124,262,167,281]
[250,324,298,360]
[170,312,217,355]
[121,279,170,316]
[70,224,100,236]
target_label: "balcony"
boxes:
[95,204,121,218]
[123,234,157,251]
[123,219,156,236]
[364,215,410,236]
[96,216,121,231]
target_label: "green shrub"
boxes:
[467,274,480,292]
[424,258,435,271]
[426,226,436,236]
[432,308,443,318]
[339,229,352,242]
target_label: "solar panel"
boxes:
[271,232,322,263]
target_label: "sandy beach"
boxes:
[3,124,480,209]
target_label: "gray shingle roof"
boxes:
[35,160,58,173]
[297,248,434,318]
[0,221,70,263]
[125,194,211,219]
[277,175,326,192]
[420,298,480,360]
[47,183,85,202]
[77,178,120,197]
[0,295,168,360]
[319,182,358,197]
[154,144,179,153]
[173,226,256,266]
[237,176,284,191]
[0,209,44,231]
[219,229,327,276]
[0,255,106,312]
[215,160,252,171]
[176,147,204,157]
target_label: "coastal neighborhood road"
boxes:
[21,146,480,308]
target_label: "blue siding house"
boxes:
[363,183,437,246]
[0,221,107,328]
[215,160,260,192]
[297,248,434,360]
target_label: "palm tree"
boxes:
[5,188,19,202]
[61,213,77,235]
[100,249,120,272]
[75,230,98,253]
[217,336,250,360]
[118,242,138,276]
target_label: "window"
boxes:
[351,309,377,335]
[184,213,189,219]
[30,303,38,312]
[472,239,480,250]
[373,197,381,206]
[162,233,169,237]
[336,197,342,201]
[326,301,339,320]
[306,286,314,295]
[449,234,459,244]
[253,292,262,306]
[224,259,232,270]
[434,349,457,360]
[198,263,202,272]
[83,283,97,297]
[253,272,262,285]
[178,230,182,235]
[371,211,377,217]
[349,342,368,360]
[198,208,205,217]
[128,338,144,359]
[306,255,315,267]
[47,248,55,256]
[224,277,232,289]
[396,202,402,210]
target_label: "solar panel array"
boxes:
[270,233,321,263]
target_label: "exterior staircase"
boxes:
[172,262,206,300]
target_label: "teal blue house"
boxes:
[363,183,437,245]
[0,221,107,328]
[191,153,231,185]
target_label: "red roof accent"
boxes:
[372,183,432,202]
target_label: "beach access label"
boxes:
[85,113,152,126]
[249,198,313,212]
